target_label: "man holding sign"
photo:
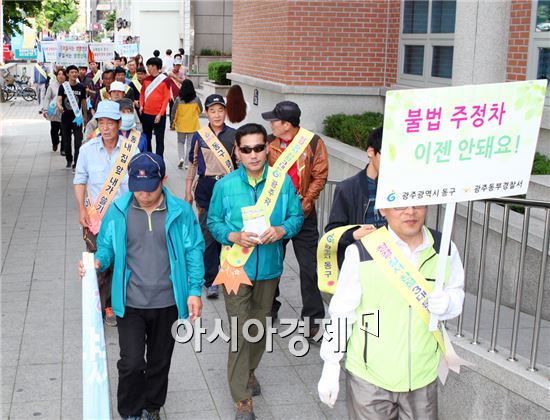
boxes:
[207,123,304,420]
[318,205,464,419]
[74,101,141,326]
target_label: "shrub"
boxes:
[323,112,384,150]
[208,61,232,85]
[532,152,550,175]
[199,48,230,56]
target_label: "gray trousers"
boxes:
[346,371,438,420]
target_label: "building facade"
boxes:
[230,0,549,153]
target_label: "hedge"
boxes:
[199,48,230,56]
[208,61,232,85]
[323,112,384,150]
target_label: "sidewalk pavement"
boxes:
[1,100,348,419]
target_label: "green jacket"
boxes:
[95,188,205,319]
[207,163,304,281]
[345,229,450,392]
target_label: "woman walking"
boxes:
[42,67,66,153]
[171,79,203,169]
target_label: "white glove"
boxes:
[428,290,451,316]
[318,362,340,408]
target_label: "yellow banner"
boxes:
[214,128,315,294]
[317,225,359,294]
[34,63,48,80]
[360,227,470,381]
[86,130,140,234]
[132,75,142,93]
[92,70,102,85]
[197,126,234,174]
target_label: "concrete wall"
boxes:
[228,73,385,135]
[193,0,233,54]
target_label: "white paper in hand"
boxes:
[241,206,269,237]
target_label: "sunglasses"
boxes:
[239,144,266,154]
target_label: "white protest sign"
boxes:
[56,42,88,66]
[117,43,139,58]
[376,80,548,209]
[39,41,58,63]
[89,42,115,63]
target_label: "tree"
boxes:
[3,0,42,37]
[104,11,116,32]
[36,0,79,34]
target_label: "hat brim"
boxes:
[261,111,278,121]
[94,113,121,120]
[128,177,161,193]
[205,102,226,110]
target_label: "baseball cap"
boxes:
[261,101,301,126]
[94,100,121,120]
[205,94,226,109]
[128,153,166,192]
[116,98,134,112]
[110,81,126,92]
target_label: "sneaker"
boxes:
[104,307,117,327]
[247,372,261,396]
[122,416,141,420]
[142,409,160,420]
[177,159,184,169]
[235,398,255,420]
[60,150,65,156]
[185,164,188,170]
[72,164,76,174]
[65,161,71,169]
[206,285,219,299]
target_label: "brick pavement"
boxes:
[1,99,348,419]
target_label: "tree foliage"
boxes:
[104,11,116,32]
[36,0,79,34]
[3,0,42,37]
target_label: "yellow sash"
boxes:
[100,87,109,101]
[34,63,48,80]
[214,128,315,294]
[197,126,234,174]
[132,75,142,93]
[317,225,360,294]
[92,70,102,85]
[86,131,140,234]
[360,227,469,382]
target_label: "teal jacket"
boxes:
[207,164,304,281]
[95,188,205,319]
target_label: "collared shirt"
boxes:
[73,135,139,203]
[320,225,465,366]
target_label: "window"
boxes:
[399,0,456,86]
[528,1,550,87]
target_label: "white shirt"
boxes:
[320,225,465,366]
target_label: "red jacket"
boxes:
[139,75,170,116]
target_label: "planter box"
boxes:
[193,55,231,74]
[201,81,231,98]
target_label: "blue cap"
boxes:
[128,153,166,192]
[205,94,226,109]
[94,100,121,120]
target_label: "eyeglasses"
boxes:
[393,205,428,211]
[239,144,266,154]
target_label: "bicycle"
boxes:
[2,72,37,102]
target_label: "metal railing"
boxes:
[316,181,550,374]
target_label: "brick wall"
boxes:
[506,0,531,81]
[232,0,400,87]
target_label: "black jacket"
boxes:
[325,166,383,267]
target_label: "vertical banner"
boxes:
[376,80,548,209]
[56,42,88,66]
[82,252,110,419]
